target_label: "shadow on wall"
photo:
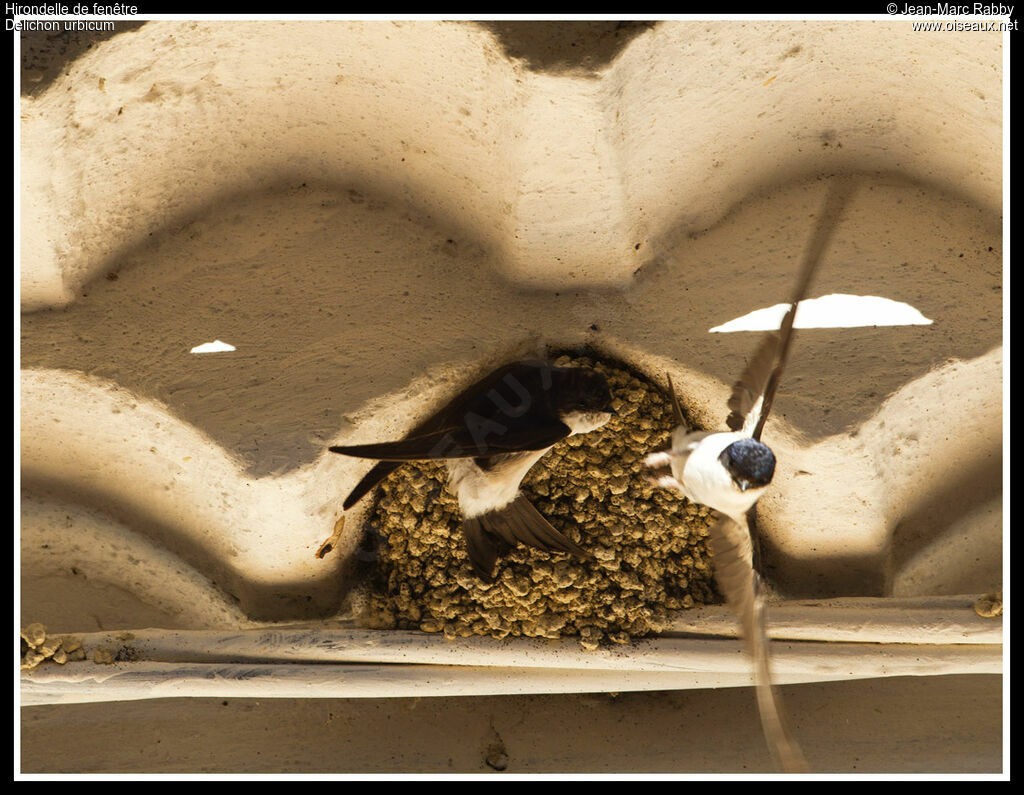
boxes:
[888,450,1002,595]
[20,22,147,96]
[478,21,657,72]
[21,474,343,622]
[20,20,657,97]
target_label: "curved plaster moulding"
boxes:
[20,20,1001,309]
[20,20,1002,630]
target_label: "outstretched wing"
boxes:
[329,419,571,462]
[331,360,576,509]
[726,178,856,441]
[708,515,809,773]
[726,331,778,437]
[462,496,593,580]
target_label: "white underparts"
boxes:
[448,410,612,519]
[447,448,550,519]
[562,410,613,435]
[674,430,767,522]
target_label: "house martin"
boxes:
[645,179,856,772]
[330,360,614,581]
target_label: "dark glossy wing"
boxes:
[329,419,571,462]
[333,359,566,460]
[708,515,809,773]
[333,360,568,510]
[407,360,560,437]
[486,496,593,558]
[342,461,402,510]
[726,179,856,440]
[465,496,593,581]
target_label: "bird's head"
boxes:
[719,438,776,492]
[554,367,615,434]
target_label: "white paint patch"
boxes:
[190,340,236,354]
[709,294,933,332]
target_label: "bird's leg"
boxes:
[651,474,685,492]
[642,450,685,493]
[643,450,673,469]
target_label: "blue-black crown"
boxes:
[720,438,776,487]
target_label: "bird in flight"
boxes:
[645,179,856,773]
[330,360,615,581]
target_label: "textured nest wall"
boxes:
[19,20,1002,633]
[357,354,717,649]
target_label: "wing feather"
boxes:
[728,179,857,440]
[329,421,570,462]
[464,496,592,580]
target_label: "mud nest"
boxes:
[354,353,719,649]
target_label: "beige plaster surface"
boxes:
[20,676,1002,774]
[19,19,1003,775]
